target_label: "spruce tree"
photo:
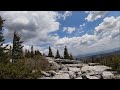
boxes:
[69,53,73,60]
[25,49,28,57]
[8,45,12,59]
[31,45,34,58]
[12,31,23,62]
[35,50,41,56]
[26,49,31,58]
[55,49,60,59]
[48,46,54,57]
[0,16,8,63]
[64,46,69,59]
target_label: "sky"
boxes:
[0,11,120,56]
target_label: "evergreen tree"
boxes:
[69,53,73,60]
[64,46,69,59]
[31,45,34,58]
[25,49,28,57]
[35,50,41,56]
[0,16,8,63]
[8,45,12,58]
[55,49,60,59]
[25,49,31,58]
[12,31,23,62]
[48,46,54,57]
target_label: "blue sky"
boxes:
[1,11,120,56]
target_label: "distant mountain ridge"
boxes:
[75,48,120,59]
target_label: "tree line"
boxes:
[48,46,74,60]
[0,15,74,64]
[0,16,52,79]
[0,16,42,63]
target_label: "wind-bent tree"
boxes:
[64,46,69,59]
[0,16,8,63]
[55,49,60,59]
[48,46,54,57]
[12,31,23,62]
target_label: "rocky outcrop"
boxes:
[39,57,120,79]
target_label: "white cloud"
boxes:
[62,11,72,20]
[80,23,85,27]
[55,16,120,56]
[1,11,120,56]
[0,11,60,46]
[95,16,120,39]
[79,23,85,31]
[85,11,109,22]
[55,34,97,48]
[63,27,76,34]
[58,11,72,20]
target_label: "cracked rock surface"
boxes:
[39,57,120,79]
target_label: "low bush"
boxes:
[0,55,51,79]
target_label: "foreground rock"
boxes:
[46,57,60,71]
[41,71,50,77]
[68,71,76,79]
[81,65,112,73]
[39,57,120,79]
[52,73,70,79]
[75,77,82,79]
[69,67,80,73]
[88,63,100,66]
[102,71,114,79]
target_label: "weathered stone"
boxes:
[76,71,82,77]
[88,63,100,66]
[68,71,76,79]
[41,71,50,77]
[81,74,88,79]
[102,71,114,79]
[60,64,69,71]
[69,67,80,73]
[49,61,60,70]
[75,77,82,79]
[40,77,51,79]
[66,64,83,68]
[46,70,56,76]
[86,75,100,79]
[52,73,70,79]
[81,65,112,73]
[41,57,120,79]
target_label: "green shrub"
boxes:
[0,56,51,79]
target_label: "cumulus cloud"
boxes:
[55,16,120,56]
[1,11,120,56]
[0,11,60,46]
[63,27,76,34]
[95,16,120,39]
[55,34,97,46]
[85,11,109,22]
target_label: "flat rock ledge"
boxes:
[39,57,120,79]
